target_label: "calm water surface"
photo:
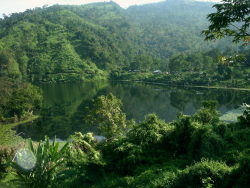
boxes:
[16,81,250,140]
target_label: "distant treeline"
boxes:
[0,0,242,83]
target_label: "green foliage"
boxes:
[0,82,42,121]
[1,93,250,187]
[12,137,69,187]
[202,0,250,79]
[172,159,232,188]
[101,137,143,175]
[0,0,235,83]
[68,132,102,164]
[193,101,220,125]
[188,126,226,160]
[6,83,42,118]
[225,150,250,188]
[101,114,173,175]
[58,132,104,187]
[127,114,172,146]
[203,0,250,43]
[114,47,250,88]
[0,147,15,179]
[170,115,196,155]
[238,105,250,126]
[85,93,127,139]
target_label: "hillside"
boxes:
[0,0,231,82]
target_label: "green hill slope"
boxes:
[0,0,232,82]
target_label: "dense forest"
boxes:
[1,0,248,83]
[1,96,250,188]
[0,0,250,187]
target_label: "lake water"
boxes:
[16,81,250,140]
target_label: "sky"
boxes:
[0,0,220,17]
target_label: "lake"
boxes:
[16,81,250,140]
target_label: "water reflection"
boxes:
[15,81,250,140]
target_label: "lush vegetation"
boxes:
[0,78,42,123]
[0,77,42,147]
[202,0,250,44]
[111,47,250,88]
[0,0,241,83]
[0,0,250,187]
[0,95,250,187]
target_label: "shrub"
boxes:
[193,101,220,125]
[172,159,232,188]
[0,147,15,179]
[58,132,104,187]
[130,166,177,188]
[238,106,250,127]
[12,137,69,187]
[127,114,171,146]
[188,126,226,160]
[102,137,143,175]
[224,150,250,188]
[169,115,196,155]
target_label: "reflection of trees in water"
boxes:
[16,81,109,140]
[170,91,190,111]
[15,82,250,140]
[15,105,72,141]
[170,88,250,111]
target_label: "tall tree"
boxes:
[85,93,126,139]
[203,0,250,44]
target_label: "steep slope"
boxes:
[0,0,230,82]
[0,3,139,82]
[127,0,219,60]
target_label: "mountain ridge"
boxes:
[0,0,232,82]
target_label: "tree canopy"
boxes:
[203,0,250,44]
[85,93,126,139]
[0,0,235,82]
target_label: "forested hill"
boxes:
[0,0,229,82]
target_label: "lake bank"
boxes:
[0,116,39,147]
[114,80,250,91]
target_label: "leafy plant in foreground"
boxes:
[58,132,104,187]
[12,137,69,187]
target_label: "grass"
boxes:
[0,116,39,147]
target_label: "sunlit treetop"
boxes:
[203,0,250,45]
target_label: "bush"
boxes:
[193,101,220,125]
[188,126,226,160]
[1,83,42,121]
[0,147,15,179]
[57,132,104,187]
[127,114,172,146]
[172,159,232,188]
[224,150,250,188]
[238,106,250,127]
[101,114,174,175]
[169,115,196,155]
[102,137,143,175]
[12,137,69,187]
[130,165,177,188]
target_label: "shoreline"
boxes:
[0,115,39,147]
[114,80,250,91]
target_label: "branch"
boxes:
[229,23,241,31]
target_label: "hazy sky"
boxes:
[0,0,220,16]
